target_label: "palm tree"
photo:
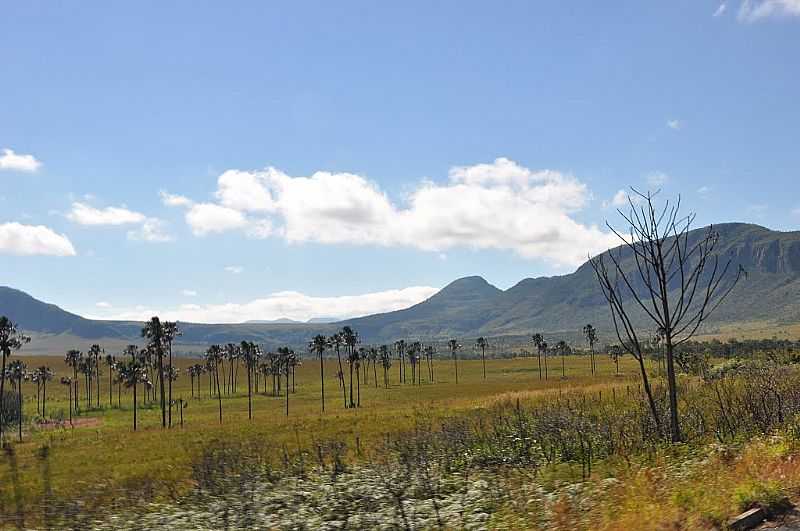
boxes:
[141,316,167,428]
[0,318,30,442]
[118,359,151,431]
[475,337,488,380]
[63,350,82,414]
[424,345,435,382]
[341,327,359,408]
[309,335,327,412]
[162,321,181,428]
[369,347,378,388]
[88,344,102,409]
[555,340,570,378]
[7,360,27,441]
[277,347,296,416]
[105,353,116,408]
[60,377,73,426]
[205,345,224,424]
[448,339,461,384]
[328,333,347,408]
[583,324,597,376]
[542,341,549,380]
[532,334,544,380]
[35,366,54,418]
[241,341,259,420]
[379,345,391,387]
[395,340,406,384]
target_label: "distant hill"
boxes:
[3,223,800,351]
[245,318,303,324]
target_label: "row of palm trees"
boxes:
[2,313,618,438]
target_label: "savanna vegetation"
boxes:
[3,193,800,529]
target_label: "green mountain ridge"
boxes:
[3,223,800,349]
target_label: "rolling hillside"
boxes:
[3,223,800,350]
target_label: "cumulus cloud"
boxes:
[714,3,727,16]
[68,201,172,242]
[95,301,112,308]
[186,203,248,235]
[697,186,712,195]
[182,289,198,297]
[68,202,146,226]
[0,222,76,256]
[87,285,440,323]
[667,119,683,130]
[172,158,617,266]
[225,265,244,274]
[739,0,800,21]
[0,148,42,172]
[159,190,193,207]
[127,218,173,242]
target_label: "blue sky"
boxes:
[1,0,799,323]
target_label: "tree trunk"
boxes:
[349,361,355,408]
[319,354,325,412]
[42,381,47,418]
[0,349,6,443]
[247,365,252,420]
[168,343,173,428]
[133,382,137,431]
[17,376,23,442]
[481,347,486,380]
[215,367,223,424]
[159,349,166,428]
[665,339,681,442]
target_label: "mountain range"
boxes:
[3,223,800,353]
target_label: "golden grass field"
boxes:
[0,350,644,516]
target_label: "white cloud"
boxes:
[185,203,247,235]
[225,265,244,274]
[67,202,146,226]
[0,222,76,256]
[127,218,172,242]
[182,289,198,297]
[667,119,683,130]
[174,158,618,266]
[159,190,193,207]
[95,301,112,308]
[611,189,630,207]
[69,201,171,243]
[739,0,800,21]
[0,148,41,173]
[87,285,440,323]
[646,172,669,187]
[714,3,727,16]
[697,186,712,195]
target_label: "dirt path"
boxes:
[37,417,103,430]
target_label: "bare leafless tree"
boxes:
[591,189,744,442]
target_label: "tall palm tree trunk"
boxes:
[0,349,6,443]
[319,354,325,412]
[168,343,173,428]
[133,382,137,431]
[481,347,486,380]
[247,365,252,420]
[17,375,23,442]
[42,380,47,418]
[215,366,223,424]
[159,351,166,428]
[348,362,355,408]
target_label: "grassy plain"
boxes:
[0,351,642,519]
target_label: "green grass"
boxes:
[0,352,643,518]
